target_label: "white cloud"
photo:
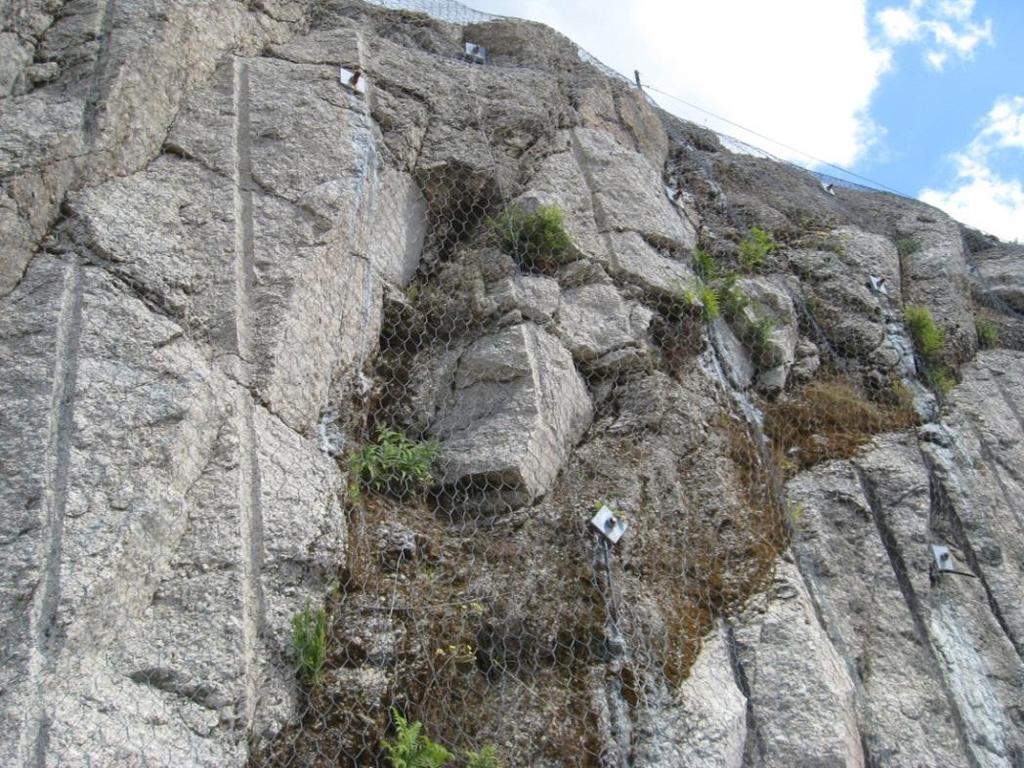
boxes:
[936,0,976,20]
[481,0,892,167]
[920,96,1024,241]
[874,0,993,70]
[878,7,921,42]
[978,95,1024,149]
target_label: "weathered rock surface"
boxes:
[555,282,652,366]
[0,258,343,767]
[788,226,899,364]
[2,1,1024,766]
[730,561,864,767]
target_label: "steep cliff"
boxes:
[1,1,1022,766]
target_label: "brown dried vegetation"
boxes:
[763,376,920,476]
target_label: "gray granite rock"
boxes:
[607,231,695,297]
[2,2,1024,766]
[733,276,799,395]
[489,274,561,323]
[0,257,343,767]
[788,461,968,768]
[573,127,697,252]
[730,561,864,768]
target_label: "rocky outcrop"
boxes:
[2,0,1024,766]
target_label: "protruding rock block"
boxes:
[555,282,652,367]
[431,323,592,511]
[731,276,798,395]
[489,274,561,323]
[607,231,695,297]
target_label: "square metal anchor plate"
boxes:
[591,505,628,545]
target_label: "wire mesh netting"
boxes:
[239,3,956,765]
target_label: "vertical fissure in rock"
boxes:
[233,57,256,374]
[82,0,119,141]
[992,374,1024,448]
[854,464,983,768]
[723,622,764,768]
[920,450,1023,663]
[24,256,83,767]
[233,56,266,730]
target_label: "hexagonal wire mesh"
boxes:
[233,3,947,766]
[10,0,1014,766]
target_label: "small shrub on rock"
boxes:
[466,744,504,768]
[349,426,439,499]
[905,305,957,394]
[895,237,920,258]
[493,204,572,272]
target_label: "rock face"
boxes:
[2,1,1024,767]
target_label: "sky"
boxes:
[472,0,1024,242]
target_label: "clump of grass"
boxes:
[292,603,328,686]
[905,305,957,395]
[904,305,945,363]
[931,367,957,396]
[895,237,920,259]
[492,204,572,273]
[739,227,776,271]
[764,376,920,476]
[976,317,999,349]
[381,709,452,768]
[349,426,439,499]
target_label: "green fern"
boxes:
[699,283,720,320]
[746,314,777,367]
[739,227,776,271]
[720,274,749,320]
[681,281,720,322]
[381,710,452,768]
[466,744,504,768]
[694,247,717,281]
